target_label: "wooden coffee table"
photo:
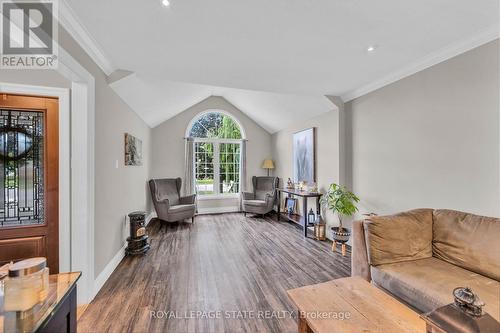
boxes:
[287,277,425,333]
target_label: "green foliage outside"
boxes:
[192,113,242,194]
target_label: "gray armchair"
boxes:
[242,176,279,216]
[149,178,196,223]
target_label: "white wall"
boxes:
[151,96,272,212]
[271,106,342,237]
[345,39,500,219]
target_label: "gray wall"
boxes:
[345,39,500,220]
[58,28,153,277]
[1,27,153,278]
[151,96,272,212]
[271,108,342,237]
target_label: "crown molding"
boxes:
[341,26,500,102]
[59,0,115,76]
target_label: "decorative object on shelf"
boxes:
[314,222,326,241]
[126,211,150,255]
[124,133,143,166]
[320,183,360,256]
[453,287,485,317]
[285,197,297,215]
[298,181,306,191]
[309,182,318,193]
[307,209,316,225]
[286,178,294,189]
[3,257,49,311]
[261,159,275,176]
[293,128,316,184]
[277,188,323,238]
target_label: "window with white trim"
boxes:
[188,112,243,196]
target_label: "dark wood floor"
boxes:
[78,213,351,333]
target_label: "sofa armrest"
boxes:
[265,192,276,205]
[153,198,171,220]
[242,192,255,200]
[180,194,196,205]
[351,219,371,281]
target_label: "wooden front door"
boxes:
[0,94,59,273]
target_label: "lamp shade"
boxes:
[261,159,275,169]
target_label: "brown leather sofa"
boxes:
[352,209,500,321]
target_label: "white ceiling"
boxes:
[64,0,499,131]
[109,75,335,131]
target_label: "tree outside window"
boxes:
[189,112,243,196]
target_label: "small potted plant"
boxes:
[320,183,360,243]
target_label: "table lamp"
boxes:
[261,159,275,176]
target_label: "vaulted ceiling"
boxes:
[63,0,499,132]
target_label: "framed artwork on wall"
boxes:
[124,133,143,166]
[293,127,315,183]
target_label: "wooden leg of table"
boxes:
[298,316,313,333]
[303,197,308,237]
[342,243,346,256]
[277,191,281,221]
[332,240,337,252]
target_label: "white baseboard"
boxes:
[93,243,126,298]
[146,211,156,226]
[197,206,240,215]
[93,211,155,299]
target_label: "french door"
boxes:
[0,94,59,273]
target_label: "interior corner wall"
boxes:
[150,96,272,212]
[345,39,500,219]
[271,109,342,238]
[58,27,153,278]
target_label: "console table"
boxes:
[277,188,322,237]
[0,272,81,333]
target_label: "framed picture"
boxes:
[124,133,143,166]
[284,197,297,214]
[293,127,316,183]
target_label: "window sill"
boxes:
[197,194,240,201]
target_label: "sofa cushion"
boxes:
[169,204,195,213]
[363,209,433,266]
[433,209,500,281]
[371,257,500,321]
[243,200,267,207]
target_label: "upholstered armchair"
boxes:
[149,178,196,223]
[242,176,279,216]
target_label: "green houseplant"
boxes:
[320,183,360,242]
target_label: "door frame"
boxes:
[0,45,96,304]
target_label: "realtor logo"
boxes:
[1,0,58,69]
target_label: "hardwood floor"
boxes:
[78,213,351,333]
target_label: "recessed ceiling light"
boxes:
[367,45,378,52]
[162,0,170,7]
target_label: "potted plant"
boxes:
[320,183,360,242]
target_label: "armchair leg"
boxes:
[192,216,195,224]
[244,212,247,217]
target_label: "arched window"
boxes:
[187,111,244,196]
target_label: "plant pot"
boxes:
[331,227,350,243]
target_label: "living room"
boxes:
[0,1,498,332]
